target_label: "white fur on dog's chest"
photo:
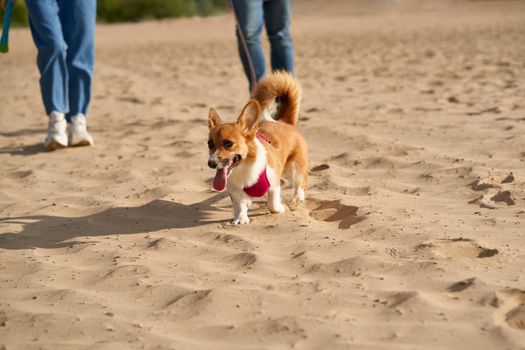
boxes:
[228,139,269,190]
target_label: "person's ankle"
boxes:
[49,111,66,120]
[70,114,87,123]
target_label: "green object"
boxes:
[0,0,14,53]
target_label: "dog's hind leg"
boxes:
[288,149,308,208]
[290,171,306,208]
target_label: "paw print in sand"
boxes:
[467,173,521,209]
[415,238,499,259]
[494,289,525,330]
[308,199,364,229]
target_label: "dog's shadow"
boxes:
[0,192,235,250]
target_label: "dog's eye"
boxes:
[223,140,233,149]
[207,140,214,149]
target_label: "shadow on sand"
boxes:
[0,128,48,156]
[0,143,47,156]
[0,128,46,138]
[0,192,242,250]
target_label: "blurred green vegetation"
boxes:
[1,0,228,27]
[97,0,228,23]
[0,1,28,27]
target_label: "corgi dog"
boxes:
[207,71,308,224]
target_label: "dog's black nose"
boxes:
[208,159,217,169]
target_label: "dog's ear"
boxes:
[237,100,260,132]
[208,108,224,129]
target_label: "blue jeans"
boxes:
[231,0,294,92]
[26,0,96,121]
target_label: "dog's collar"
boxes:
[256,132,270,144]
[243,133,271,197]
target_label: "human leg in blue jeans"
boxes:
[231,0,294,94]
[59,0,96,121]
[25,0,95,150]
[263,0,294,75]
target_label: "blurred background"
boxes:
[1,0,229,26]
[3,0,521,27]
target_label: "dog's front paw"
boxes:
[232,215,250,225]
[269,203,286,214]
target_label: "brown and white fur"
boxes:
[207,71,308,224]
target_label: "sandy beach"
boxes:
[1,1,525,348]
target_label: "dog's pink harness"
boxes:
[243,133,271,197]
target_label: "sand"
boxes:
[1,1,525,349]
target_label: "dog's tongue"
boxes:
[213,166,228,192]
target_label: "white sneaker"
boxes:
[68,114,94,147]
[45,111,68,151]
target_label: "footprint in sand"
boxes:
[507,305,525,330]
[221,252,257,268]
[387,291,419,309]
[489,190,516,206]
[467,174,519,209]
[310,163,330,172]
[308,199,364,229]
[494,289,525,330]
[415,238,498,259]
[147,237,178,251]
[447,277,476,293]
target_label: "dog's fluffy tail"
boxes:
[253,71,302,126]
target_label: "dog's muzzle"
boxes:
[208,159,218,169]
